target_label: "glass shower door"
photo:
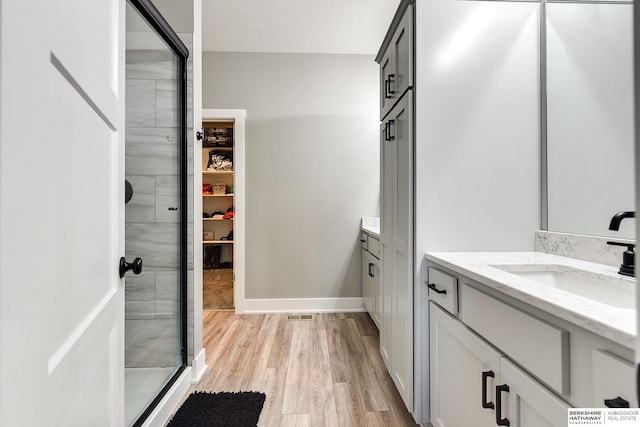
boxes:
[124,2,186,425]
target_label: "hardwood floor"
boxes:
[188,311,418,427]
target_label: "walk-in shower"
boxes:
[124,1,189,425]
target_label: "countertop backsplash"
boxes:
[535,230,634,268]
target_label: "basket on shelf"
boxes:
[211,183,226,195]
[203,127,233,148]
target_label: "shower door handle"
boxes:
[119,257,143,278]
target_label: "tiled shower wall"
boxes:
[124,32,194,368]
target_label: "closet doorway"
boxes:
[200,110,245,313]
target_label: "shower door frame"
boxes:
[127,0,189,425]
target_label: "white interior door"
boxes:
[0,0,125,425]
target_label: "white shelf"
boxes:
[203,240,234,244]
[202,170,233,175]
[202,194,234,197]
[202,218,234,221]
[203,146,233,152]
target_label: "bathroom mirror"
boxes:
[545,1,634,239]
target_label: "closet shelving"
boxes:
[202,121,235,249]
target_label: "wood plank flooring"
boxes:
[188,311,418,427]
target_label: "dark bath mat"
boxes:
[167,391,266,427]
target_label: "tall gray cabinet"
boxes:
[376,0,415,415]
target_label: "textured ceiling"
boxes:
[202,0,401,54]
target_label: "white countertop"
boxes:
[361,217,380,237]
[425,251,636,349]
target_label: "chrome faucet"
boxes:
[607,211,635,277]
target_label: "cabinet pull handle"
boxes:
[482,370,495,409]
[388,119,395,141]
[368,263,374,277]
[495,384,510,426]
[427,283,447,295]
[384,121,394,142]
[386,74,396,97]
[360,239,367,243]
[604,396,630,408]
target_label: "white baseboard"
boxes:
[142,367,192,427]
[191,348,207,383]
[241,297,365,313]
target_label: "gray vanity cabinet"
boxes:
[430,302,570,427]
[427,260,637,427]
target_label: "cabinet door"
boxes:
[362,250,375,315]
[371,256,382,328]
[380,5,413,120]
[392,5,413,102]
[430,303,501,427]
[381,92,414,409]
[498,357,571,427]
[380,48,395,120]
[380,116,394,371]
[389,91,414,410]
[592,350,636,408]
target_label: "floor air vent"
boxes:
[287,315,313,320]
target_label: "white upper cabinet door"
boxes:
[0,0,125,425]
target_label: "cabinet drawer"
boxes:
[360,233,368,250]
[368,236,380,258]
[427,267,458,315]
[461,285,570,395]
[592,350,636,408]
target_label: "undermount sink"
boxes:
[490,264,636,310]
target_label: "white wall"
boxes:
[147,0,194,32]
[202,52,379,300]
